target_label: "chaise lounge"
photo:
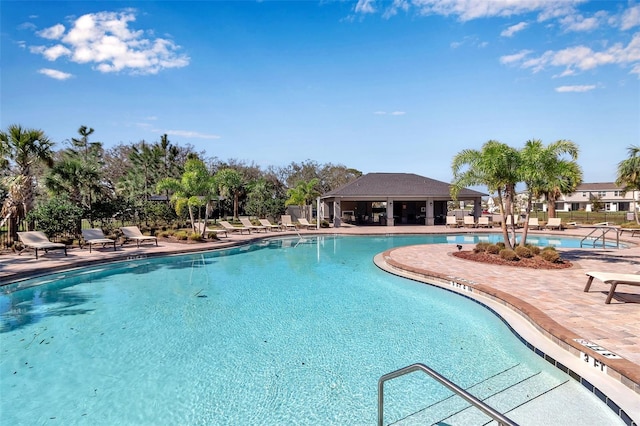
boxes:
[82,228,116,253]
[584,271,640,304]
[219,220,251,234]
[120,226,158,247]
[239,217,267,233]
[17,231,68,259]
[297,218,316,230]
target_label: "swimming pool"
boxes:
[0,235,625,424]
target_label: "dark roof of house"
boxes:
[574,182,623,191]
[321,173,486,198]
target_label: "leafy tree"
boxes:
[0,124,54,234]
[285,178,320,221]
[451,140,520,249]
[519,139,581,245]
[616,145,640,224]
[216,168,244,220]
[157,158,217,236]
[245,178,287,219]
[24,196,83,240]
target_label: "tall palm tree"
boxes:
[616,145,640,224]
[0,124,54,233]
[519,139,581,245]
[451,140,520,248]
[157,158,218,235]
[216,168,244,220]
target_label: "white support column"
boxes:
[386,198,394,226]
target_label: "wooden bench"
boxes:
[584,272,640,304]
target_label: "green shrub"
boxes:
[188,233,203,242]
[496,242,506,249]
[499,248,519,261]
[515,246,533,258]
[174,230,188,240]
[320,220,330,228]
[486,244,500,254]
[525,244,541,255]
[157,230,171,238]
[474,242,490,253]
[540,249,561,263]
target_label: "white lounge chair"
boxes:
[297,218,316,230]
[463,216,476,228]
[81,228,116,252]
[527,217,540,230]
[120,226,158,247]
[258,218,281,231]
[219,220,251,234]
[194,221,228,239]
[584,271,640,304]
[281,215,298,231]
[445,216,460,228]
[17,231,67,259]
[545,218,563,230]
[477,216,492,228]
[239,217,267,233]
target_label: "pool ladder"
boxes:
[579,223,621,248]
[378,363,519,426]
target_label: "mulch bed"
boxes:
[452,251,573,270]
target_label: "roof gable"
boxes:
[322,173,485,198]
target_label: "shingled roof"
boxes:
[321,173,486,198]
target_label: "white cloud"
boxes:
[390,111,406,115]
[355,0,376,14]
[37,23,65,39]
[30,10,190,75]
[620,5,640,30]
[373,111,405,115]
[38,68,73,80]
[501,22,528,37]
[555,84,596,92]
[162,129,220,139]
[505,33,640,77]
[499,49,532,64]
[559,11,606,32]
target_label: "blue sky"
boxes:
[2,0,639,184]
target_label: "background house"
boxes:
[542,183,637,213]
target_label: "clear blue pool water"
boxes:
[0,235,624,425]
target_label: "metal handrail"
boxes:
[378,363,519,426]
[579,223,621,248]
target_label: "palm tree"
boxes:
[216,168,244,220]
[157,158,218,235]
[0,124,54,234]
[616,145,640,224]
[451,140,520,249]
[519,139,581,245]
[285,178,320,221]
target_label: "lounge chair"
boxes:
[120,226,158,247]
[17,231,68,259]
[81,228,116,253]
[194,221,228,239]
[239,217,267,233]
[219,220,251,234]
[505,215,519,228]
[463,216,476,228]
[280,215,298,231]
[445,216,460,228]
[258,218,281,231]
[528,217,540,230]
[297,218,316,230]
[545,218,563,230]
[584,271,640,304]
[477,216,492,228]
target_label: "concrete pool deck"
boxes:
[1,224,638,421]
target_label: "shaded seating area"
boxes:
[120,226,158,247]
[239,217,267,233]
[584,271,640,304]
[17,231,68,259]
[81,228,116,253]
[219,220,251,234]
[258,218,282,231]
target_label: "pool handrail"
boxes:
[378,362,519,426]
